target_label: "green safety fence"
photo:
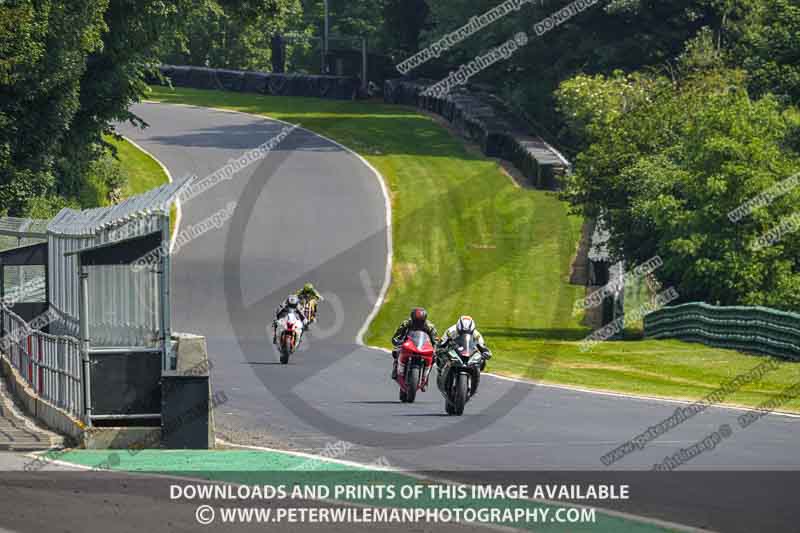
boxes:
[644,302,800,360]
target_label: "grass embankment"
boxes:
[79,135,169,207]
[145,85,800,411]
[109,135,170,197]
[104,134,177,233]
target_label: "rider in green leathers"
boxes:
[297,283,323,303]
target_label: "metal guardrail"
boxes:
[1,304,84,420]
[644,302,800,360]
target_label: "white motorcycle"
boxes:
[276,311,304,364]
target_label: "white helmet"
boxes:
[456,315,475,335]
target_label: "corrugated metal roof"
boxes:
[0,216,49,237]
[47,177,191,236]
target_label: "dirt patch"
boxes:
[559,362,712,388]
[393,262,418,287]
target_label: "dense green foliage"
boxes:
[0,1,107,216]
[163,0,303,70]
[557,34,800,310]
[0,0,193,216]
[0,0,303,217]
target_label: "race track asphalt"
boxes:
[117,102,800,474]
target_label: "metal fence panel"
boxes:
[1,305,84,420]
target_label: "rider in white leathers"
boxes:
[437,316,492,367]
[272,294,308,344]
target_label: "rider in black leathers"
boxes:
[391,307,438,380]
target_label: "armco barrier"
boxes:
[644,302,800,360]
[384,79,569,190]
[153,65,360,101]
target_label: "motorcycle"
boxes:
[396,330,435,403]
[436,333,485,415]
[276,311,304,364]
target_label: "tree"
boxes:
[163,0,303,71]
[733,0,800,105]
[557,36,800,310]
[384,0,430,59]
[0,1,107,216]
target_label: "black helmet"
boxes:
[410,307,427,327]
[287,295,300,308]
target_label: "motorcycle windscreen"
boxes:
[406,330,433,351]
[455,333,477,357]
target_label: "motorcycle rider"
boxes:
[391,307,438,384]
[272,294,308,344]
[437,315,492,368]
[296,283,323,321]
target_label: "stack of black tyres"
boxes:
[152,65,360,101]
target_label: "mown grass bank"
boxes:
[144,85,800,411]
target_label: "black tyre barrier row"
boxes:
[384,79,569,190]
[152,65,361,101]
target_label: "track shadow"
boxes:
[346,401,403,405]
[395,413,451,417]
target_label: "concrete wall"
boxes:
[0,356,84,445]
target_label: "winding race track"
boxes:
[118,102,799,473]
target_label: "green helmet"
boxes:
[303,283,315,292]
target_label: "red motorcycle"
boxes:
[396,331,435,403]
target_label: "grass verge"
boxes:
[107,135,170,197]
[144,85,800,411]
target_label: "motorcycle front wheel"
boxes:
[452,373,468,415]
[405,366,420,403]
[279,337,292,364]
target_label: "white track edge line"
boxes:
[139,100,392,348]
[120,135,181,251]
[483,372,800,419]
